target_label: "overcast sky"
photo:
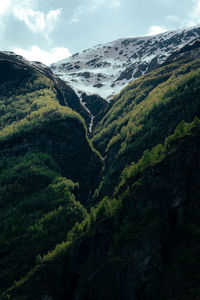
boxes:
[0,0,199,65]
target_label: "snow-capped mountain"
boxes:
[51,26,200,100]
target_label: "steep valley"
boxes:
[1,27,200,300]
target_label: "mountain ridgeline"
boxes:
[51,26,200,99]
[1,27,200,299]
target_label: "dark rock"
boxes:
[93,83,104,88]
[82,93,109,128]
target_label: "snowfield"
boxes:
[51,26,200,100]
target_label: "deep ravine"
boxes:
[79,94,94,132]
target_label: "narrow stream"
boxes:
[79,95,94,133]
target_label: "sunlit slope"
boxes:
[0,52,102,294]
[91,58,200,201]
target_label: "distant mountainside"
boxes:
[51,26,200,99]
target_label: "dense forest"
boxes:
[1,41,200,299]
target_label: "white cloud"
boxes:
[89,0,121,11]
[69,6,84,23]
[187,0,200,26]
[110,0,121,8]
[70,0,121,22]
[146,25,167,36]
[165,1,200,29]
[13,5,62,39]
[0,0,62,40]
[11,45,71,65]
[0,1,11,39]
[0,0,11,16]
[89,0,105,12]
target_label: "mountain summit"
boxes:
[51,26,200,99]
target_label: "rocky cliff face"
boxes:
[81,93,109,130]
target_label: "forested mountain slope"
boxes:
[4,115,200,300]
[1,34,200,300]
[0,52,102,294]
[91,53,200,203]
[0,51,91,127]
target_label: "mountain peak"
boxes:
[51,26,200,100]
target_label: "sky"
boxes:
[0,0,200,65]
